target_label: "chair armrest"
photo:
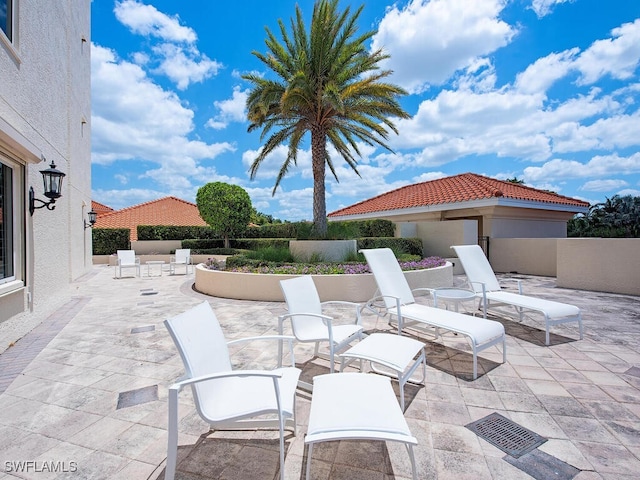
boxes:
[517,279,523,294]
[227,334,296,346]
[279,312,333,325]
[169,369,284,393]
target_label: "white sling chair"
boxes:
[361,248,506,380]
[164,301,301,480]
[169,248,191,275]
[451,244,583,346]
[115,249,140,278]
[279,276,363,374]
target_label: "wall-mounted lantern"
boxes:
[29,157,65,216]
[84,210,97,229]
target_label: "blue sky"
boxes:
[91,0,640,220]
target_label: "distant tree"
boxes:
[250,208,283,225]
[196,182,252,248]
[568,195,640,238]
[505,177,525,184]
[243,0,409,237]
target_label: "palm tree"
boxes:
[243,0,409,236]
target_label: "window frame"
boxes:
[0,0,12,42]
[0,152,24,294]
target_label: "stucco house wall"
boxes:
[0,1,91,339]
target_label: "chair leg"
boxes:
[166,387,179,480]
[305,443,314,480]
[406,443,417,480]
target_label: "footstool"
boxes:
[305,373,418,480]
[339,333,426,411]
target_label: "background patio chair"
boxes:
[361,248,506,380]
[115,249,140,278]
[451,244,583,345]
[169,248,191,275]
[164,301,301,480]
[279,275,363,374]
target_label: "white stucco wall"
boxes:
[0,1,91,336]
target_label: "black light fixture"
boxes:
[29,157,66,216]
[84,209,98,229]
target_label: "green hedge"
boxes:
[137,225,218,240]
[182,238,292,251]
[356,237,423,256]
[242,219,395,239]
[92,228,131,255]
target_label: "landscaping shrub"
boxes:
[138,225,217,240]
[356,237,423,256]
[92,228,130,255]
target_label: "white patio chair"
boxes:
[164,301,301,480]
[361,248,506,380]
[279,276,363,374]
[115,249,140,278]
[451,244,583,345]
[169,248,191,275]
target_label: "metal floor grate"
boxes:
[466,412,547,458]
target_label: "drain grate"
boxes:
[625,366,640,378]
[466,412,547,458]
[131,325,155,334]
[117,385,158,409]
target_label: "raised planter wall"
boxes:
[194,262,453,302]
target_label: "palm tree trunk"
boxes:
[311,126,328,237]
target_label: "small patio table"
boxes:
[305,372,418,480]
[432,287,477,315]
[339,333,426,411]
[145,260,165,277]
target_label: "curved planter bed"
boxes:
[194,262,453,302]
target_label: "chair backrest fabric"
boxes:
[280,276,326,341]
[451,245,502,292]
[360,248,416,309]
[164,301,232,409]
[117,250,136,265]
[175,249,190,263]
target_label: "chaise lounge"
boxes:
[361,248,506,379]
[451,244,583,345]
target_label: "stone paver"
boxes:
[0,265,638,479]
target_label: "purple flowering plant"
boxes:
[206,256,446,274]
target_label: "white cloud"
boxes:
[523,152,640,182]
[515,49,579,94]
[114,174,129,185]
[242,145,312,183]
[574,19,640,85]
[372,0,516,93]
[114,0,196,43]
[618,188,640,196]
[91,44,235,190]
[580,179,629,191]
[206,87,249,129]
[530,0,575,18]
[152,43,221,90]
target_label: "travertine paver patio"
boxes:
[0,264,639,479]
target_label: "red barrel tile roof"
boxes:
[328,172,589,217]
[93,196,207,240]
[91,200,114,216]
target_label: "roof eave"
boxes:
[329,197,588,221]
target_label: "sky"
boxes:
[91,0,640,220]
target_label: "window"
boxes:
[0,0,12,42]
[0,160,15,283]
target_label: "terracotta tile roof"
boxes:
[93,196,208,240]
[91,200,114,216]
[328,172,589,218]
